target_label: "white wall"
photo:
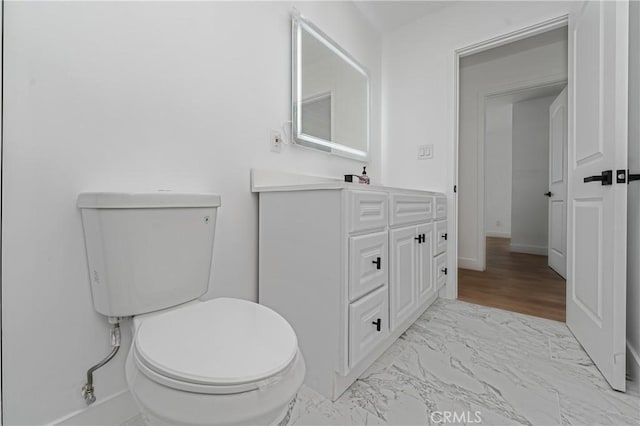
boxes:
[484,102,513,238]
[382,1,573,279]
[510,95,555,255]
[1,2,381,424]
[627,0,640,387]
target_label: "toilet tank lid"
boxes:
[77,192,221,209]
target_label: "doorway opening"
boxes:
[455,25,569,322]
[451,3,631,392]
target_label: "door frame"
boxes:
[449,14,569,298]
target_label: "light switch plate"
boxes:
[418,144,433,160]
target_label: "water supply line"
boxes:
[82,319,121,405]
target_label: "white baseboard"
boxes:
[627,341,640,395]
[485,231,511,238]
[458,257,483,271]
[509,243,548,256]
[50,389,139,426]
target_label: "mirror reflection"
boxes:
[293,16,370,159]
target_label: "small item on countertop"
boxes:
[345,167,370,184]
[359,167,370,185]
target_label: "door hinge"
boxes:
[454,185,457,193]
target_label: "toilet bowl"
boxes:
[125,297,305,426]
[77,192,305,426]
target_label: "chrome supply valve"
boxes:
[82,383,96,405]
[82,321,122,405]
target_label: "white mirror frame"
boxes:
[292,14,371,160]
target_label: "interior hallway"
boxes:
[458,237,566,322]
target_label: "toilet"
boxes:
[77,192,305,426]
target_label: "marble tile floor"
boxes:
[290,299,640,426]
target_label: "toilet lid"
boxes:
[134,298,298,387]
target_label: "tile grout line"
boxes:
[554,389,563,425]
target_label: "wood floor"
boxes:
[458,237,566,322]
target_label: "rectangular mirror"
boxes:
[292,15,370,160]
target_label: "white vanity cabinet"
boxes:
[254,178,447,401]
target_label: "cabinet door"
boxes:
[389,226,418,330]
[349,285,389,368]
[349,231,388,301]
[417,223,435,304]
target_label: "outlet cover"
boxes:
[270,130,282,153]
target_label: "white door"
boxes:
[567,0,628,391]
[548,87,568,278]
[389,226,417,330]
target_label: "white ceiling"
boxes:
[354,1,454,33]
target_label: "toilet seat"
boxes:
[133,298,298,395]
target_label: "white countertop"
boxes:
[250,169,445,196]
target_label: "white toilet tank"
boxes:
[77,192,221,317]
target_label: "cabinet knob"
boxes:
[372,257,381,270]
[414,234,425,244]
[441,233,448,241]
[372,318,381,331]
[441,267,448,275]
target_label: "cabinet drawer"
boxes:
[435,196,447,220]
[434,220,448,255]
[349,191,388,233]
[390,194,434,226]
[349,231,388,301]
[434,252,448,289]
[349,285,389,368]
